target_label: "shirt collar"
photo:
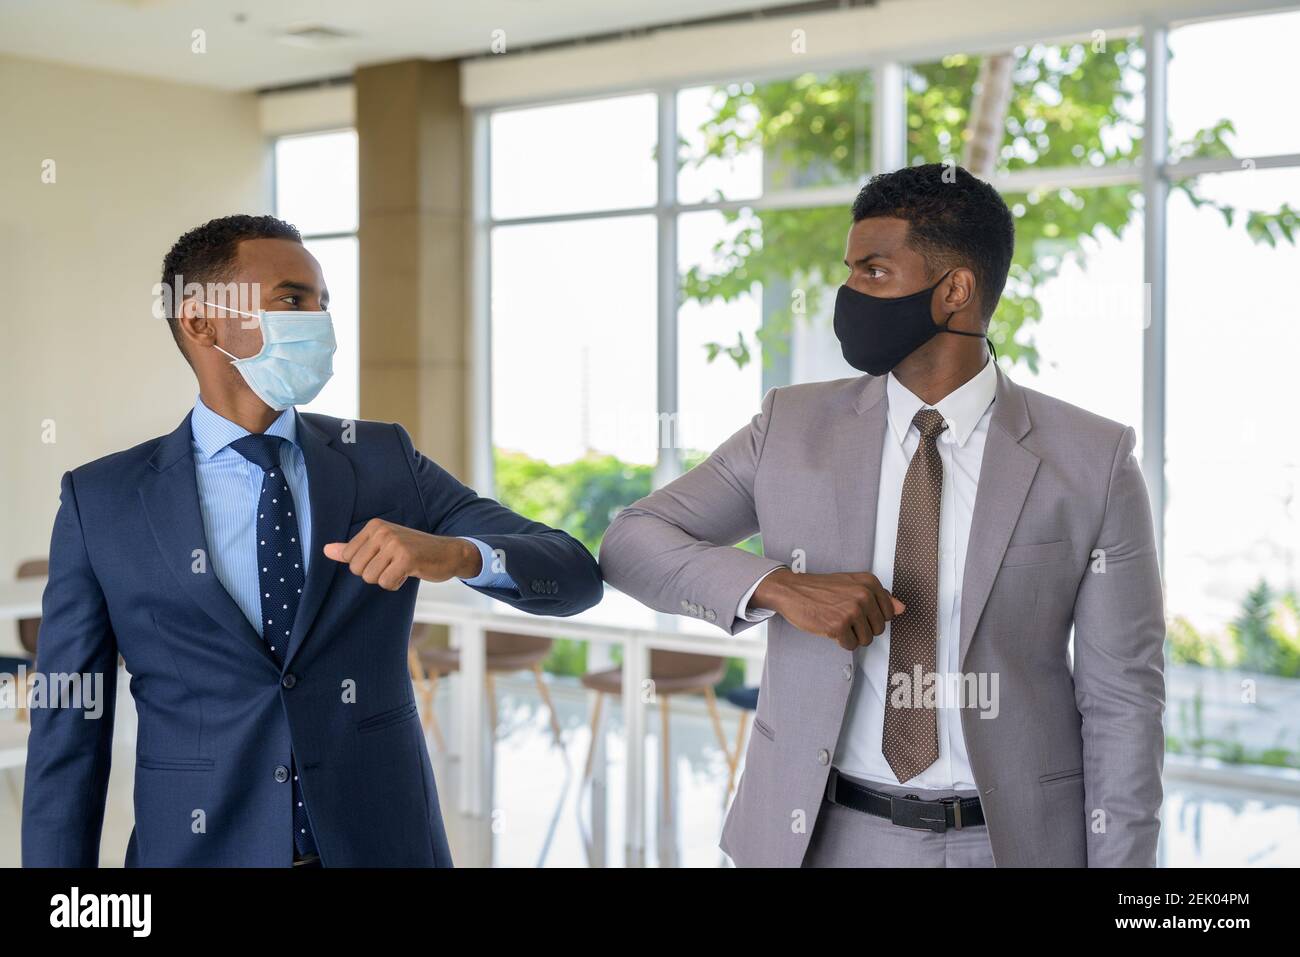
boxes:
[190,394,299,461]
[885,356,997,449]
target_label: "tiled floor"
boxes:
[2,668,1298,867]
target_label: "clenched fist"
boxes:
[322,518,482,591]
[750,568,904,651]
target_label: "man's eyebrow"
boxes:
[844,252,887,268]
[271,280,317,294]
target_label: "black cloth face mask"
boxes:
[832,269,991,376]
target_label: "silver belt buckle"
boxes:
[891,793,948,832]
[940,795,963,830]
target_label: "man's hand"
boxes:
[322,519,482,591]
[751,568,904,651]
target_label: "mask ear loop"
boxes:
[201,300,260,363]
[940,313,998,361]
[934,274,997,362]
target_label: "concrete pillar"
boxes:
[356,59,469,478]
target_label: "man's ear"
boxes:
[176,298,216,351]
[940,267,977,316]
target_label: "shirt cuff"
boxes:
[736,567,782,622]
[456,536,518,591]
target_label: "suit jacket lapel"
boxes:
[833,374,887,600]
[285,413,356,667]
[959,367,1040,668]
[140,412,277,668]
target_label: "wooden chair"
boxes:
[579,650,731,819]
[407,625,563,751]
[3,559,46,723]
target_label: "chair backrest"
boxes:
[16,558,48,657]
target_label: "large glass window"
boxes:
[676,209,764,456]
[906,39,1144,171]
[490,94,658,219]
[677,71,872,203]
[490,215,658,467]
[273,129,359,420]
[1166,166,1300,669]
[1168,9,1300,160]
[999,184,1145,432]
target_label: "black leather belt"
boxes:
[825,767,985,832]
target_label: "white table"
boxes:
[0,576,765,866]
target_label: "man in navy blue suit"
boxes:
[22,214,603,867]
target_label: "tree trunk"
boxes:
[964,54,1014,178]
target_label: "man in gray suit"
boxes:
[600,164,1165,867]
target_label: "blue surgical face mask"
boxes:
[205,302,336,411]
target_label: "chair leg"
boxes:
[486,672,498,736]
[408,645,447,752]
[425,673,446,752]
[16,673,28,724]
[582,692,604,781]
[531,663,563,748]
[660,694,672,821]
[408,645,428,730]
[703,686,730,764]
[727,710,750,800]
[416,678,432,737]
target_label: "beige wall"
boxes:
[0,54,268,600]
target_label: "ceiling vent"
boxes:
[276,24,355,48]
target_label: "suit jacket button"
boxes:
[817,749,830,766]
[842,664,853,681]
[281,673,296,689]
[274,765,290,783]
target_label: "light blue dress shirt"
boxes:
[189,396,513,636]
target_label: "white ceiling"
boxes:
[0,0,790,92]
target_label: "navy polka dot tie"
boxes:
[229,433,318,860]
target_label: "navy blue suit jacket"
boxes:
[21,411,603,867]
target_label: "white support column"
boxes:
[622,633,650,867]
[654,88,681,491]
[872,62,907,175]
[1142,23,1169,565]
[469,110,496,497]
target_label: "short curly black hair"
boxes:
[160,214,302,360]
[851,164,1014,321]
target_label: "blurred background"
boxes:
[1,0,1298,867]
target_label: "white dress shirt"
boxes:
[738,357,997,789]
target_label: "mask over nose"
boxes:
[204,302,337,411]
[832,270,992,376]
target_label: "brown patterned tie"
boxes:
[881,407,947,783]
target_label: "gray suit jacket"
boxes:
[600,368,1165,866]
